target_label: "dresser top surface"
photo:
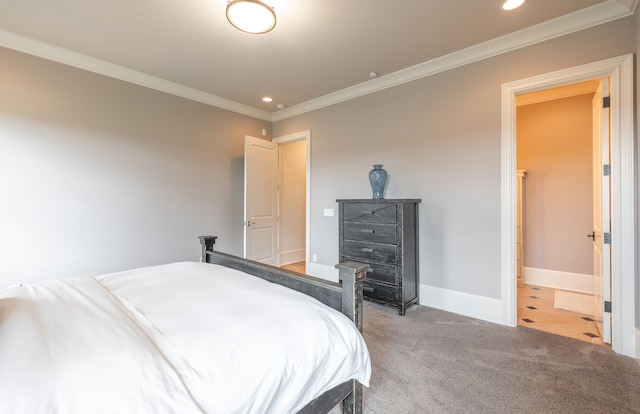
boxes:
[336,199,421,203]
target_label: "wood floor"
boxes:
[281,261,306,274]
[280,263,606,347]
[518,284,606,346]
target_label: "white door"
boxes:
[244,135,278,265]
[591,78,611,344]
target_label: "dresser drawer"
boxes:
[343,203,397,224]
[344,240,396,264]
[343,222,396,244]
[366,262,397,285]
[363,282,397,303]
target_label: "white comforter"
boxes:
[0,262,371,414]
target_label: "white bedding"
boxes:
[0,262,371,414]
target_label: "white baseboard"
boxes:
[419,285,505,326]
[280,249,305,266]
[524,267,594,294]
[307,262,339,283]
[307,268,505,325]
[636,329,640,360]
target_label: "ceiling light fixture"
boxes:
[502,0,525,10]
[226,0,276,34]
[262,96,273,102]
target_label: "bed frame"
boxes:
[198,236,368,414]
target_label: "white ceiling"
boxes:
[0,0,636,121]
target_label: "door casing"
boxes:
[501,54,635,357]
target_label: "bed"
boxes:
[0,235,370,414]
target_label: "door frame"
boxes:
[592,78,611,343]
[273,130,311,268]
[500,54,635,357]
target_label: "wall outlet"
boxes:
[312,253,318,262]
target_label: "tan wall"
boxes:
[516,94,594,276]
[279,139,306,263]
[0,47,268,285]
[274,17,635,299]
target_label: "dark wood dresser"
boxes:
[337,199,420,315]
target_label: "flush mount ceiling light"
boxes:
[226,0,276,34]
[502,0,525,10]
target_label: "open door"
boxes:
[244,135,278,265]
[591,78,611,344]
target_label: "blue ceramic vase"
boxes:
[369,164,387,199]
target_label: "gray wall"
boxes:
[0,12,636,313]
[273,16,636,300]
[0,47,268,285]
[635,7,640,328]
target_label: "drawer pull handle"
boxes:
[361,248,374,253]
[360,229,374,234]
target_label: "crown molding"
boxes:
[0,1,634,123]
[0,29,272,121]
[272,0,636,121]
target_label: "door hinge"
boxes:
[603,96,610,108]
[603,232,611,244]
[603,164,610,176]
[604,300,611,313]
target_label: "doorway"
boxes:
[515,81,606,346]
[275,133,308,270]
[500,54,635,357]
[243,131,310,268]
[272,130,311,273]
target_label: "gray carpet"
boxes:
[333,302,640,414]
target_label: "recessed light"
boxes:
[262,97,273,102]
[276,103,286,110]
[502,0,525,10]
